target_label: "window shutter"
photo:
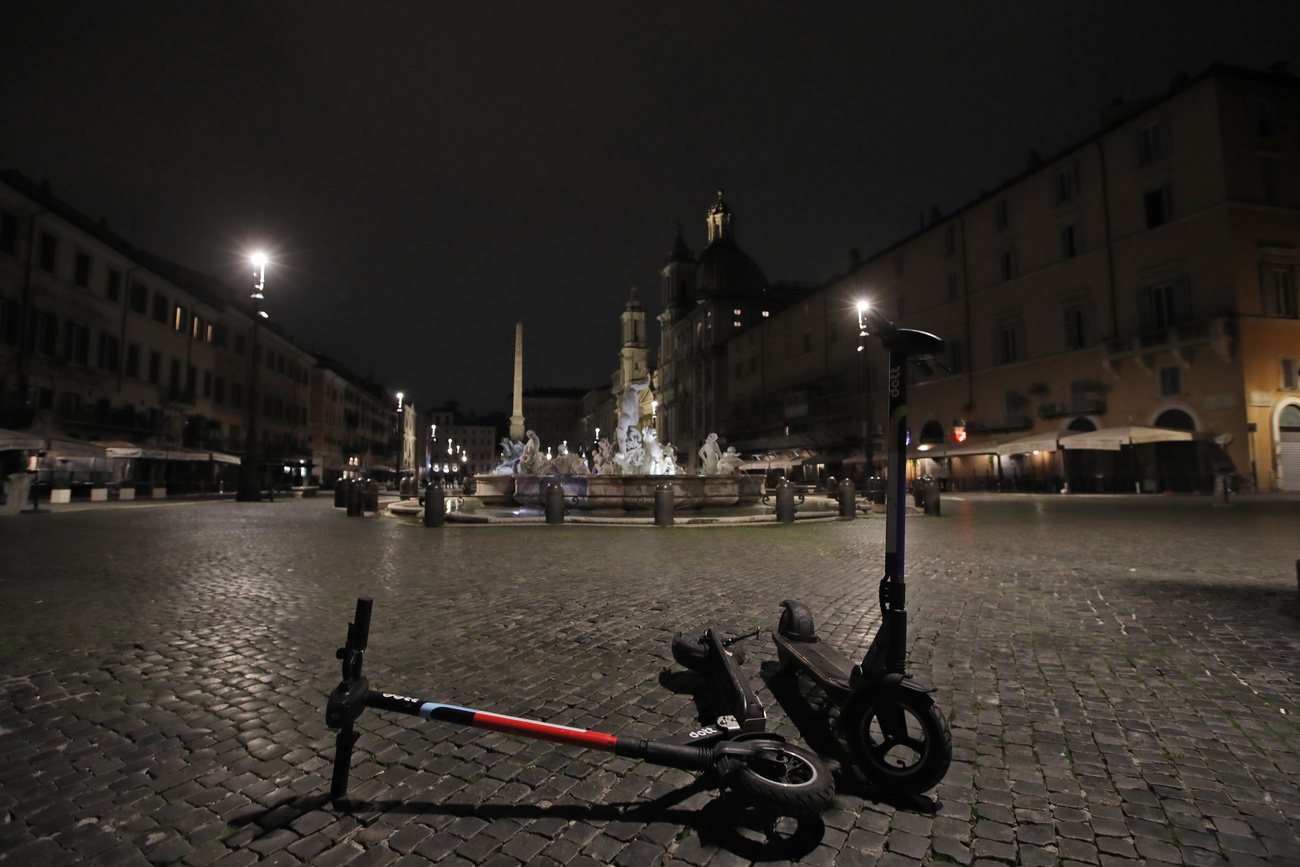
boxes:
[1173,277,1192,324]
[1136,287,1153,333]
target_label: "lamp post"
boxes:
[856,300,875,482]
[394,391,404,491]
[237,253,268,501]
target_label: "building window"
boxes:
[1262,265,1296,318]
[129,282,148,313]
[1052,164,1077,203]
[995,200,1009,231]
[231,382,243,410]
[169,359,181,396]
[173,305,187,331]
[38,232,58,273]
[97,334,120,372]
[1159,366,1182,396]
[1254,97,1278,138]
[152,293,169,323]
[1137,119,1170,165]
[125,343,140,378]
[994,319,1023,365]
[106,268,122,303]
[0,210,16,255]
[148,350,161,384]
[999,249,1018,281]
[74,251,91,288]
[1281,359,1299,391]
[946,337,965,374]
[1063,304,1093,350]
[29,310,58,354]
[0,298,18,345]
[203,370,213,398]
[1144,187,1171,228]
[61,321,87,364]
[1140,279,1191,333]
[1060,223,1079,259]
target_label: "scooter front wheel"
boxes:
[843,688,952,796]
[716,736,835,816]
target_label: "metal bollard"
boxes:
[775,478,796,524]
[423,482,445,528]
[838,477,856,519]
[924,480,941,516]
[654,482,674,527]
[545,480,565,524]
[346,480,362,517]
[365,481,379,514]
[334,482,346,508]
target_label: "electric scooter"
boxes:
[326,598,835,815]
[773,305,953,797]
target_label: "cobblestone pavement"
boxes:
[1,493,1298,866]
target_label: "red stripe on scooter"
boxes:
[471,711,619,751]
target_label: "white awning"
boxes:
[1058,425,1194,451]
[910,437,1005,459]
[0,428,45,451]
[100,444,170,460]
[996,431,1081,456]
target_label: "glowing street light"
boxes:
[237,252,270,501]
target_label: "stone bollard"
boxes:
[423,482,445,528]
[334,482,347,508]
[838,477,856,519]
[545,480,565,524]
[775,478,796,524]
[346,480,362,517]
[654,482,674,527]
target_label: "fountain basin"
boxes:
[492,473,765,511]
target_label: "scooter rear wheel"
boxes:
[716,735,835,817]
[843,688,951,796]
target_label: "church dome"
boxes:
[695,238,769,300]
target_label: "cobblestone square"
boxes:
[1,494,1298,866]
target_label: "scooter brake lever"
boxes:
[721,626,764,648]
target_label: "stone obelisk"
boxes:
[509,321,525,441]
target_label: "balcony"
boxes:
[1038,399,1106,419]
[1102,316,1231,377]
[967,415,1034,434]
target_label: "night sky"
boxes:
[4,2,1298,414]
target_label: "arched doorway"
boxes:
[1278,403,1300,492]
[1153,408,1200,492]
[919,420,945,444]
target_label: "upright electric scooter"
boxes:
[773,304,953,796]
[326,598,835,815]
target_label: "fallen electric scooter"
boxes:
[773,304,953,797]
[326,598,836,815]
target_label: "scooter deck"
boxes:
[774,632,858,699]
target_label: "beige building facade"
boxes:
[728,64,1300,492]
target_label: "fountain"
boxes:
[473,389,762,511]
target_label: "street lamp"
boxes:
[237,253,269,501]
[394,392,404,492]
[856,300,875,482]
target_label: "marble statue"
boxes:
[615,381,649,453]
[518,429,546,475]
[543,440,589,476]
[614,425,645,475]
[661,442,681,475]
[643,426,665,475]
[492,437,524,475]
[717,445,743,476]
[591,437,614,475]
[698,433,722,475]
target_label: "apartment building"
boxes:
[307,357,404,485]
[727,63,1300,492]
[0,171,315,492]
